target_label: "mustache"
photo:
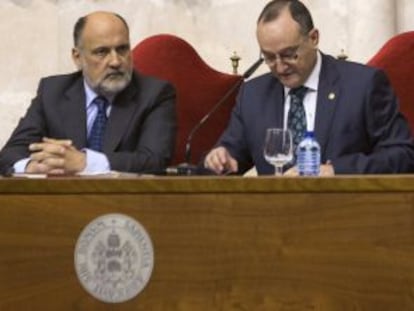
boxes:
[104,70,126,79]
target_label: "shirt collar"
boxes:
[284,50,322,95]
[83,80,99,109]
[83,80,115,108]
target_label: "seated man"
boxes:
[0,11,176,175]
[204,0,414,175]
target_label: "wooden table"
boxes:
[0,175,413,310]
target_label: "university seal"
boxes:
[74,213,154,303]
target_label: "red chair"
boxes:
[132,34,242,166]
[367,31,414,134]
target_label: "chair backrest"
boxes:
[132,34,242,165]
[367,31,414,134]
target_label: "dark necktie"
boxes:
[88,96,108,152]
[287,86,308,151]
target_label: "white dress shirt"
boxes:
[283,51,322,132]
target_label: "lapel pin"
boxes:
[328,92,335,100]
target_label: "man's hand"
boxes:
[283,162,335,176]
[204,146,238,175]
[319,163,335,176]
[26,137,86,175]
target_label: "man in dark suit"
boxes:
[0,11,176,175]
[204,0,414,175]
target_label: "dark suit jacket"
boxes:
[218,53,414,174]
[0,71,177,174]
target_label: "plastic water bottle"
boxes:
[296,131,320,176]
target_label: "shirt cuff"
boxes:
[13,158,31,173]
[83,149,111,173]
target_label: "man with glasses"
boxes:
[204,0,414,175]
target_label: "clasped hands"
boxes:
[204,147,334,176]
[25,137,86,175]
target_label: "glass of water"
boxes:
[263,128,293,176]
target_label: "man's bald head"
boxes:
[73,11,129,48]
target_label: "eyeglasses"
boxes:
[261,40,304,66]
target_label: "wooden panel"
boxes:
[0,176,413,310]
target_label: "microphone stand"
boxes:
[167,57,264,175]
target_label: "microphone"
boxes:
[240,57,265,79]
[167,57,264,176]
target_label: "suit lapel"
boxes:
[314,54,340,161]
[61,76,87,148]
[264,79,285,129]
[103,74,139,152]
[275,83,285,128]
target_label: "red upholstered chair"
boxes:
[367,31,414,134]
[132,34,242,166]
